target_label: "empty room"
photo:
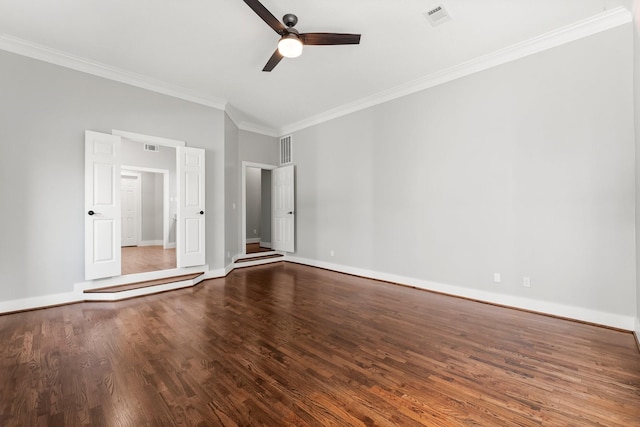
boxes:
[1,0,640,425]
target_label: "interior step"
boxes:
[235,254,284,264]
[84,272,204,294]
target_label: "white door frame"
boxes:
[241,161,277,255]
[122,166,170,249]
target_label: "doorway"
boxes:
[120,166,174,275]
[242,162,276,255]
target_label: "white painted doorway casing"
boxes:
[85,131,122,280]
[176,146,206,268]
[272,164,295,253]
[241,161,277,255]
[120,172,141,247]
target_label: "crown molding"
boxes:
[279,6,632,136]
[0,34,228,111]
[237,122,279,138]
[225,105,279,137]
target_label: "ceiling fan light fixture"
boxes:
[278,34,303,58]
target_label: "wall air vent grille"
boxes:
[144,143,159,152]
[280,135,292,165]
[424,4,452,27]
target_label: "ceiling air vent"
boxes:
[424,5,452,27]
[144,143,159,152]
[280,135,292,165]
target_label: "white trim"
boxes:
[165,242,176,249]
[635,317,640,347]
[233,256,285,269]
[246,238,260,244]
[0,8,629,139]
[236,250,281,261]
[82,275,207,302]
[0,34,227,111]
[226,108,279,137]
[285,255,636,331]
[0,292,83,314]
[259,241,271,248]
[278,7,632,136]
[241,161,278,255]
[113,130,185,148]
[75,265,208,292]
[138,240,163,247]
[225,104,279,137]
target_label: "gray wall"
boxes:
[0,50,225,301]
[246,167,262,241]
[224,113,239,265]
[291,25,636,318]
[239,130,279,165]
[633,1,640,337]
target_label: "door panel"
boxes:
[177,146,205,267]
[272,165,295,252]
[85,131,121,280]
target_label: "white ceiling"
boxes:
[0,0,632,135]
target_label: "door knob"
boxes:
[288,211,294,214]
[200,211,205,215]
[88,210,95,216]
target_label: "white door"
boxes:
[272,165,295,252]
[120,173,140,247]
[176,146,206,267]
[85,131,122,280]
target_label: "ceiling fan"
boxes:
[242,0,361,72]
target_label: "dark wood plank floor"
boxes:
[1,263,639,426]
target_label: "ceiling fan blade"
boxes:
[243,0,286,34]
[300,33,361,45]
[262,49,284,72]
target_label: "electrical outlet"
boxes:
[253,229,257,235]
[493,273,501,283]
[330,250,335,257]
[523,276,531,288]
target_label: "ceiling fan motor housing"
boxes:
[283,13,298,27]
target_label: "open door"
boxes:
[272,164,295,252]
[85,131,122,280]
[176,146,206,267]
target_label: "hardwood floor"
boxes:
[121,245,176,275]
[246,243,273,254]
[1,263,639,426]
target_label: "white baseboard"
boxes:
[0,292,83,314]
[285,255,636,331]
[259,241,271,248]
[4,258,635,334]
[245,238,260,244]
[139,240,163,247]
[164,242,176,249]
